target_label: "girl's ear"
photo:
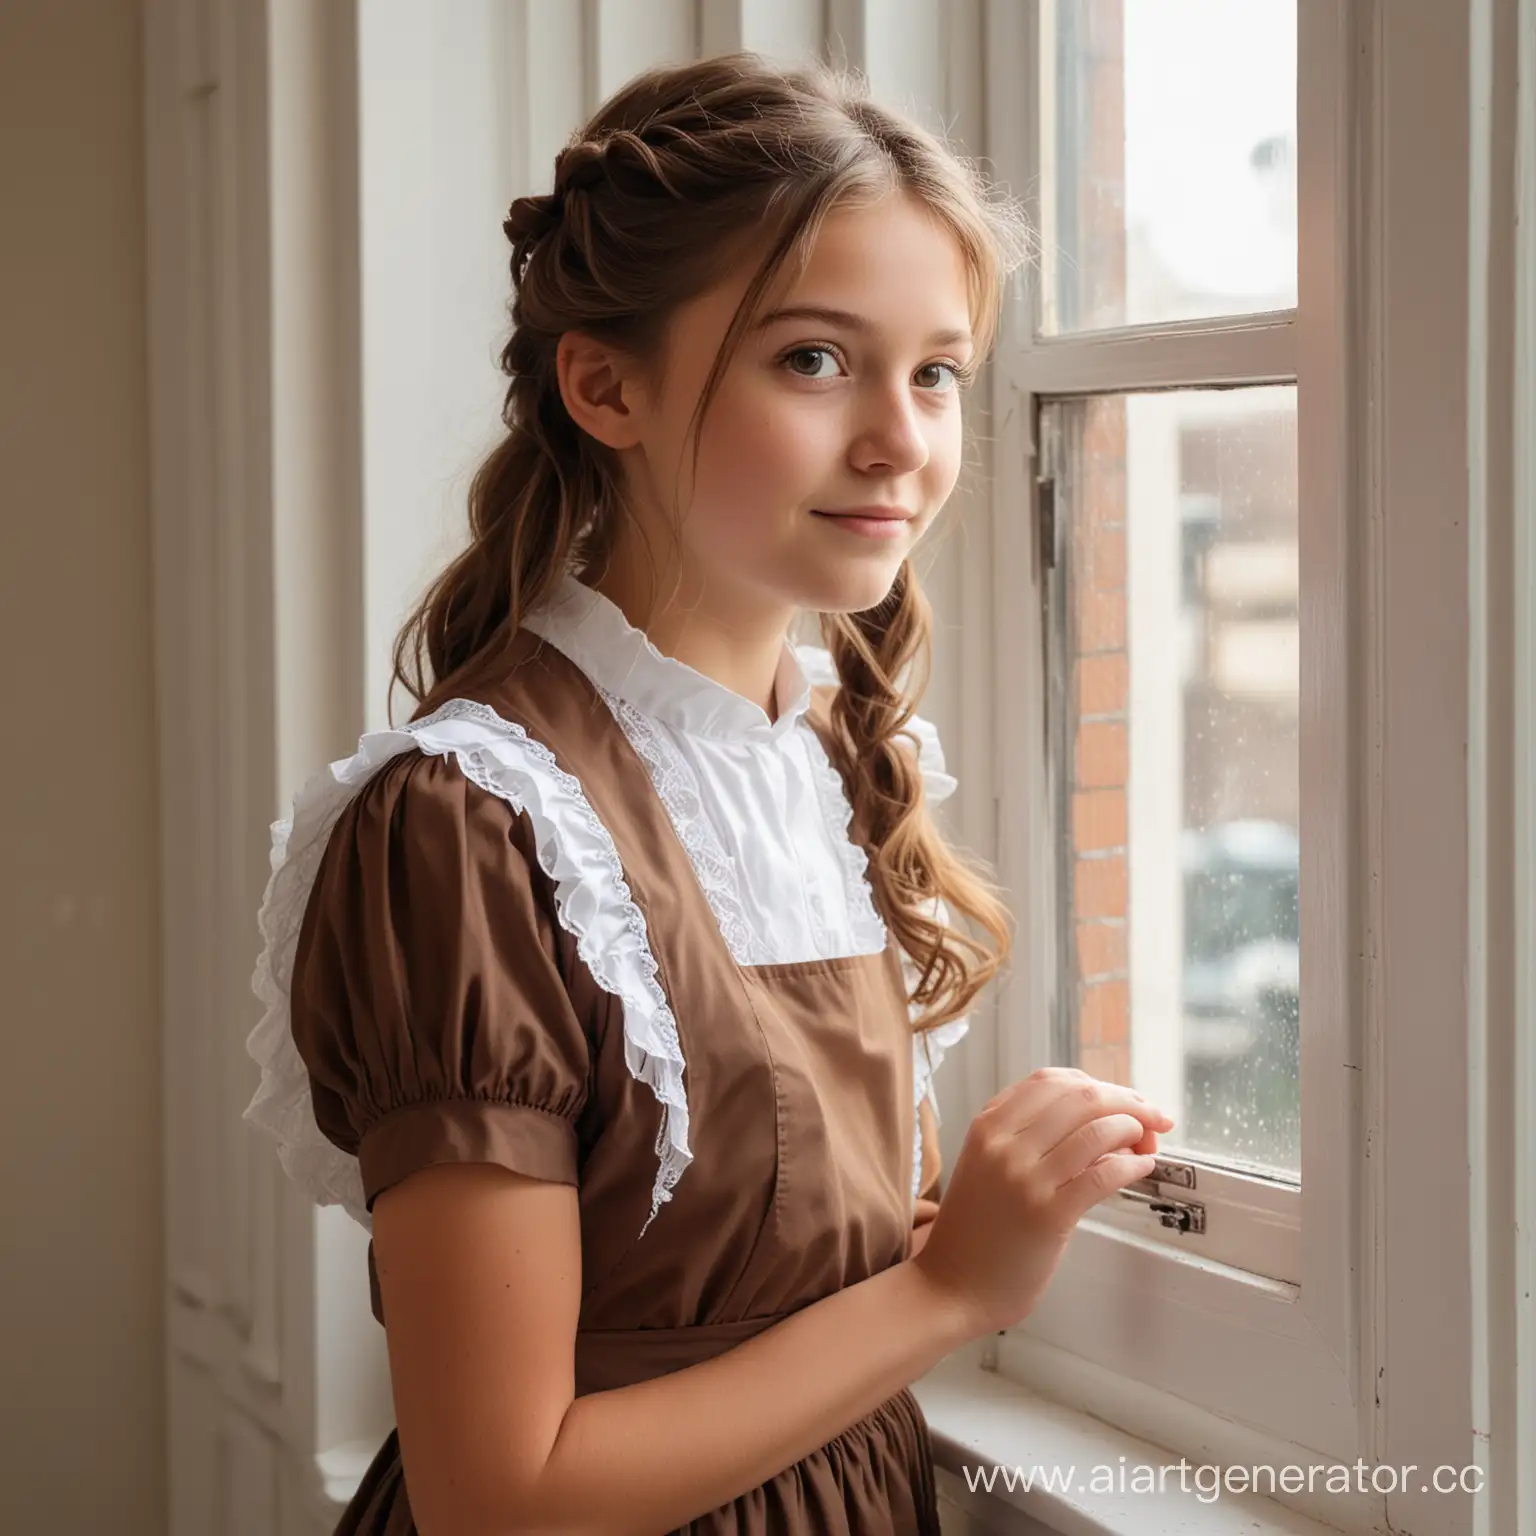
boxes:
[556,332,646,450]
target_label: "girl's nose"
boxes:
[849,388,930,476]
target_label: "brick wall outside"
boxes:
[1070,397,1130,1086]
[1067,0,1131,1086]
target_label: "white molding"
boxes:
[1360,5,1476,1531]
[824,0,866,73]
[591,0,698,98]
[1000,313,1298,397]
[982,0,1055,1146]
[1517,0,1536,1523]
[939,0,1005,1214]
[144,0,313,1528]
[143,0,402,1524]
[698,0,827,60]
[1468,0,1536,1528]
[1466,2,1503,1526]
[268,0,391,1472]
[147,0,402,1524]
[1292,0,1362,1441]
[146,0,270,1342]
[522,0,590,175]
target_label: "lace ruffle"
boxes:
[911,1016,971,1203]
[242,698,691,1238]
[801,725,892,957]
[600,655,905,966]
[599,689,768,966]
[904,889,971,1202]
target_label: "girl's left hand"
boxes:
[909,1198,942,1259]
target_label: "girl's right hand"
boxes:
[911,1067,1176,1337]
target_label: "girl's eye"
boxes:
[914,361,963,392]
[780,348,970,389]
[783,346,842,380]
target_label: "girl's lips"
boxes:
[812,511,912,538]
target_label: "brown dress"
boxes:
[288,628,947,1534]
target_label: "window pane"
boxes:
[1044,388,1300,1179]
[1038,0,1297,334]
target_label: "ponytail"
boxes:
[390,317,621,724]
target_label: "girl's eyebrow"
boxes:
[753,303,972,350]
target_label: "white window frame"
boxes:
[954,0,1477,1522]
[985,0,1325,1418]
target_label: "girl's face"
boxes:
[625,191,976,623]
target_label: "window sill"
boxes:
[314,1442,377,1513]
[911,1341,1352,1536]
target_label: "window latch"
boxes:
[1116,1156,1206,1235]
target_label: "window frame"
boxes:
[969,0,1472,1494]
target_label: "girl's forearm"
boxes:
[520,1257,975,1536]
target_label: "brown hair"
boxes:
[391,51,1026,1037]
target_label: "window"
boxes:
[981,0,1357,1455]
[1044,387,1301,1186]
[1025,0,1305,1269]
[1037,0,1298,333]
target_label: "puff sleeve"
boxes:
[289,749,593,1215]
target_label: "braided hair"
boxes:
[392,51,1025,1035]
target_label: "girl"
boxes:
[244,52,1174,1536]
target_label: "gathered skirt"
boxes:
[333,1381,942,1535]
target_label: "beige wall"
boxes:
[0,4,167,1531]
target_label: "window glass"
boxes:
[1037,0,1298,333]
[1044,386,1300,1178]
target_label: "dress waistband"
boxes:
[574,1315,785,1395]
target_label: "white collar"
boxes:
[521,569,814,743]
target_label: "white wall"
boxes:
[0,3,167,1531]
